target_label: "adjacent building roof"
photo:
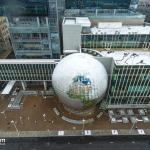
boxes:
[63,17,150,35]
[98,22,122,29]
[0,59,59,64]
[0,51,149,66]
[91,25,150,35]
[63,17,91,27]
[100,50,150,65]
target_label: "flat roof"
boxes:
[63,17,91,27]
[64,18,76,25]
[98,22,122,29]
[100,51,150,65]
[0,51,150,66]
[63,17,149,35]
[0,59,59,64]
[91,25,150,35]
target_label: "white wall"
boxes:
[63,24,82,53]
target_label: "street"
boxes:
[0,137,150,150]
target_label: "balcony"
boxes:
[9,17,48,27]
[9,27,49,34]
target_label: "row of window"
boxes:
[81,34,150,49]
[66,0,131,9]
[82,34,150,42]
[0,64,56,81]
[108,97,150,105]
[107,65,150,105]
[12,33,48,40]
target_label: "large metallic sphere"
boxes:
[52,53,108,110]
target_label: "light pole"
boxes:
[20,116,23,124]
[129,119,138,134]
[11,120,19,136]
[1,111,6,119]
[82,118,85,135]
[43,113,46,121]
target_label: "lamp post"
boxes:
[43,113,46,121]
[82,118,85,135]
[11,120,19,136]
[129,119,138,134]
[20,116,23,124]
[1,111,6,119]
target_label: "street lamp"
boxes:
[1,111,6,119]
[11,120,19,136]
[20,116,23,124]
[82,118,85,135]
[129,119,138,134]
[43,113,46,121]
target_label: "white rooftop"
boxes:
[63,17,150,35]
[98,22,122,29]
[64,18,76,25]
[0,59,59,64]
[91,25,150,35]
[0,51,150,66]
[76,17,91,27]
[100,50,150,65]
[64,17,91,27]
[64,50,79,54]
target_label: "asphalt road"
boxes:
[0,137,150,150]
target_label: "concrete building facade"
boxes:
[0,17,11,52]
[64,9,145,26]
[62,17,150,53]
[65,0,132,9]
[0,0,65,59]
[138,0,150,22]
[0,50,149,109]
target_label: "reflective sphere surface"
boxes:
[52,53,108,110]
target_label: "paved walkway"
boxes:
[0,129,150,138]
[8,90,54,110]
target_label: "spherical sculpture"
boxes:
[52,53,108,111]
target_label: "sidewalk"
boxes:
[0,129,150,138]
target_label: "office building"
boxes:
[0,0,146,58]
[64,0,145,25]
[0,59,57,81]
[0,50,149,109]
[65,0,132,9]
[100,51,150,108]
[138,0,150,22]
[0,0,65,59]
[62,17,150,53]
[130,0,140,9]
[0,17,11,52]
[64,9,145,26]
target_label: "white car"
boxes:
[142,116,149,123]
[122,117,129,123]
[108,110,115,117]
[119,109,126,116]
[111,117,117,124]
[8,104,12,108]
[138,109,145,116]
[10,98,15,102]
